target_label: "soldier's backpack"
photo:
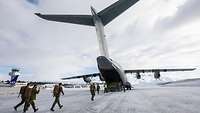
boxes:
[19,86,26,96]
[24,87,32,98]
[53,85,59,96]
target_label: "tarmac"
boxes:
[0,79,200,113]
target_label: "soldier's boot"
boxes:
[91,95,95,101]
[34,108,39,112]
[14,106,17,111]
[91,97,94,101]
[50,108,55,111]
[59,105,63,109]
[23,109,27,113]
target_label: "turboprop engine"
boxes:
[154,71,161,79]
[136,72,141,79]
[83,76,91,83]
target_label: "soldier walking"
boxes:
[90,83,96,101]
[29,84,40,112]
[96,84,100,94]
[14,83,30,111]
[103,83,107,93]
[50,83,64,111]
[23,84,32,113]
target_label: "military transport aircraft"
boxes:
[35,0,195,91]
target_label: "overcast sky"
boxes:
[0,0,200,82]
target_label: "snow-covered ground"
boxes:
[0,87,20,96]
[0,79,200,113]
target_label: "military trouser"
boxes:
[91,91,95,101]
[29,100,37,111]
[51,96,62,109]
[15,97,25,109]
[91,94,95,101]
[97,90,99,94]
[23,98,30,113]
[90,90,95,101]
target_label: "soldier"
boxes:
[90,83,96,101]
[14,83,30,111]
[122,85,126,92]
[29,84,40,112]
[50,83,64,111]
[103,83,107,93]
[23,83,32,113]
[96,84,100,94]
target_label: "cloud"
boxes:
[0,0,200,82]
[0,0,98,81]
[155,0,200,30]
[26,0,39,5]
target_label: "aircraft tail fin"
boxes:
[9,69,20,86]
[10,75,19,85]
[98,0,139,26]
[35,13,94,26]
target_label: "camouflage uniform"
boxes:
[90,83,96,101]
[14,86,26,110]
[29,85,40,112]
[50,83,64,111]
[97,84,100,94]
[23,86,32,113]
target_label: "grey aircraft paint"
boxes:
[35,0,195,91]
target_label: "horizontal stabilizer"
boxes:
[35,13,94,26]
[98,0,140,25]
[61,73,100,80]
[124,68,196,73]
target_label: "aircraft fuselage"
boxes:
[35,0,195,91]
[91,7,131,90]
[97,56,131,90]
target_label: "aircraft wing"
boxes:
[61,73,100,80]
[35,13,94,26]
[98,0,140,26]
[124,68,196,73]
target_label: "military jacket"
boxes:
[30,87,40,100]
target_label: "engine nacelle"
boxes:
[124,82,132,90]
[154,71,161,79]
[83,76,91,83]
[136,72,141,79]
